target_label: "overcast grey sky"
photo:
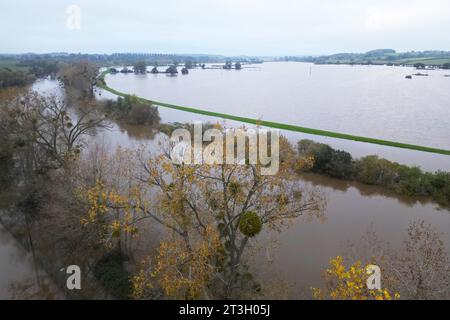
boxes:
[1,0,450,55]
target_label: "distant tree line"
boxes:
[1,53,263,68]
[0,57,60,89]
[286,49,450,68]
[16,59,59,77]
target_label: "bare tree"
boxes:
[345,221,450,300]
[3,92,109,174]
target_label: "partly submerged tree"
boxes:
[223,61,233,70]
[58,61,98,99]
[166,65,178,75]
[133,60,147,74]
[103,95,160,126]
[120,67,131,73]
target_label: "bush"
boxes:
[355,155,400,186]
[0,68,35,88]
[328,150,355,179]
[133,60,147,74]
[396,165,428,196]
[297,140,354,179]
[128,103,160,125]
[103,95,160,126]
[427,171,450,207]
[94,250,132,299]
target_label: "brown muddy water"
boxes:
[1,63,449,299]
[0,217,61,299]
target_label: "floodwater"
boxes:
[0,216,60,299]
[99,63,450,296]
[1,63,449,298]
[103,62,450,172]
[0,223,36,299]
[252,174,450,295]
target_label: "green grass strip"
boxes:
[97,70,450,156]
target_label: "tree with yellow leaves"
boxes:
[312,256,400,300]
[79,131,325,299]
[133,225,222,299]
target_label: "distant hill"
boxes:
[281,50,450,68]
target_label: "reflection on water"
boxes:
[301,173,431,208]
[253,174,450,297]
[114,121,158,141]
[0,224,34,299]
[0,223,60,299]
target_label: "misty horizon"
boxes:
[2,0,450,55]
[2,48,450,58]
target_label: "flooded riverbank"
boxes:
[0,209,61,299]
[2,65,449,299]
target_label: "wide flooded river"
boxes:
[1,62,449,298]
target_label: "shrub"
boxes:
[396,165,428,196]
[103,96,160,126]
[354,156,400,186]
[297,140,354,179]
[128,103,160,125]
[427,171,450,207]
[0,68,35,88]
[94,249,132,299]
